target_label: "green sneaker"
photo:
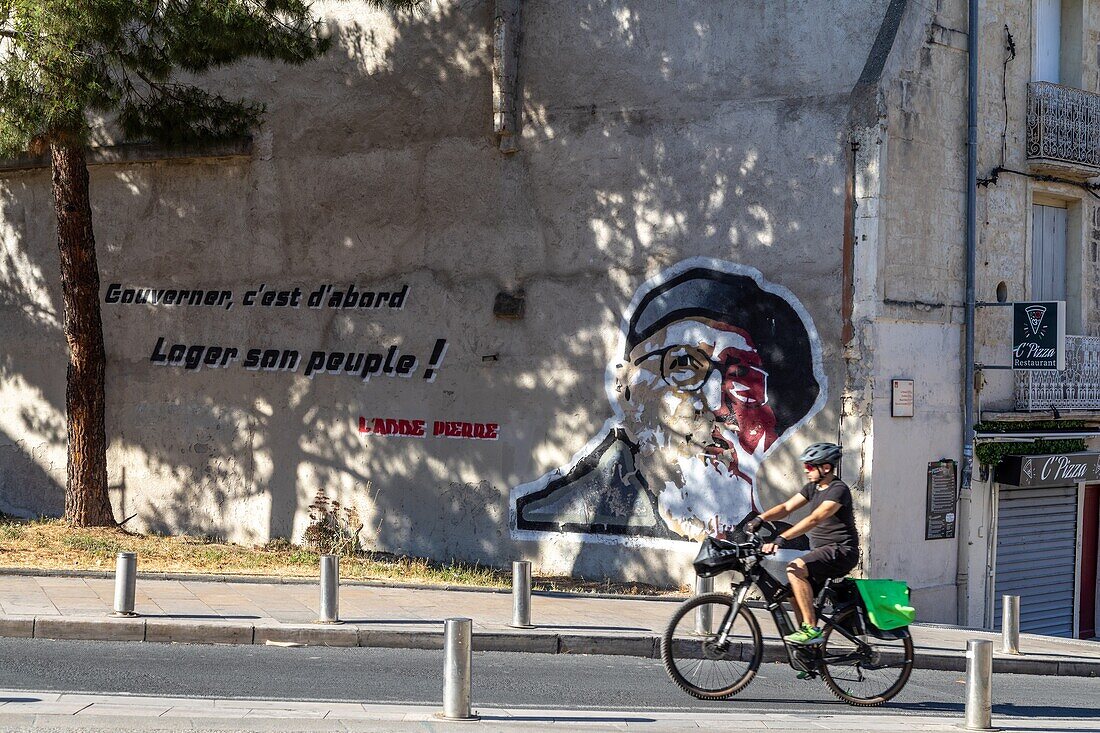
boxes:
[784,623,823,645]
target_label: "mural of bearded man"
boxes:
[511,258,826,544]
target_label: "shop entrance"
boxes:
[1080,484,1098,639]
[994,484,1078,637]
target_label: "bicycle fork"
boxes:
[713,581,751,647]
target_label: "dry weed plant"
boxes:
[304,487,366,557]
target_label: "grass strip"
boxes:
[0,517,679,596]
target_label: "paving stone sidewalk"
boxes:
[0,573,1097,676]
[0,690,1096,732]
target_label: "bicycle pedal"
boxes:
[787,635,825,647]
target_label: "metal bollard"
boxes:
[318,554,341,624]
[510,561,533,628]
[694,575,715,635]
[1001,595,1020,655]
[439,617,478,721]
[111,552,138,617]
[964,639,995,730]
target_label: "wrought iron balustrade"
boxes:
[1015,335,1100,411]
[1026,82,1100,173]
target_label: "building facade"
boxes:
[0,0,1097,637]
[850,0,1100,636]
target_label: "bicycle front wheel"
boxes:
[819,607,914,706]
[660,592,763,700]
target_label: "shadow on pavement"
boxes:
[995,703,1100,719]
[142,614,261,620]
[341,619,445,625]
[1007,726,1100,730]
[886,701,1100,719]
[532,624,651,632]
[478,715,657,724]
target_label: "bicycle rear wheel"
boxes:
[819,607,914,706]
[660,592,762,700]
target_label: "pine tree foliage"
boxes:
[0,0,418,151]
[0,0,417,526]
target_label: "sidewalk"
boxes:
[0,571,1097,677]
[0,689,1097,732]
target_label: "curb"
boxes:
[2,616,1096,677]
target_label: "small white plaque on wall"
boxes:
[891,379,915,417]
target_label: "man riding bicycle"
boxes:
[750,442,858,645]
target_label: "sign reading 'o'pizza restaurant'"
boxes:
[995,452,1100,488]
[1012,301,1065,370]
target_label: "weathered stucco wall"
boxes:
[846,0,974,624]
[857,0,1100,623]
[867,322,962,621]
[0,0,892,585]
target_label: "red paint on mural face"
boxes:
[710,324,776,454]
[358,417,498,440]
[696,323,778,502]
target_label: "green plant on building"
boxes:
[974,420,1089,468]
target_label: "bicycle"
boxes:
[659,520,914,706]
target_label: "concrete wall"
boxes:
[867,322,963,622]
[0,1,893,585]
[852,0,973,624]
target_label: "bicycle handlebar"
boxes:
[735,520,782,556]
[712,517,783,556]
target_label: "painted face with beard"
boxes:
[616,318,778,540]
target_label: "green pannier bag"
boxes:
[850,578,916,631]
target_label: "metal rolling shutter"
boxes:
[994,485,1078,637]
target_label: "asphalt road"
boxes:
[0,638,1096,719]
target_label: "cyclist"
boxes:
[750,442,858,645]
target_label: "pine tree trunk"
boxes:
[50,141,115,527]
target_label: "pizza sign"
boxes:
[995,452,1100,488]
[1012,301,1065,370]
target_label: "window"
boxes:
[1034,0,1083,87]
[1032,203,1067,300]
[1031,197,1083,333]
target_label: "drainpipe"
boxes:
[957,0,979,626]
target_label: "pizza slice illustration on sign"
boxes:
[1024,305,1047,337]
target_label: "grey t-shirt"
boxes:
[798,477,858,549]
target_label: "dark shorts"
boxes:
[800,544,859,588]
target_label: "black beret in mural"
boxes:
[625,267,820,435]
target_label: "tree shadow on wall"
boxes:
[0,0,887,585]
[0,428,64,517]
[316,0,879,583]
[0,184,68,519]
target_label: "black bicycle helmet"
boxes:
[800,442,842,466]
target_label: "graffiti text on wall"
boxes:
[105,283,410,311]
[106,283,449,383]
[147,338,447,382]
[358,417,500,440]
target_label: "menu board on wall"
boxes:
[926,460,957,540]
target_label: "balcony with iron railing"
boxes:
[1015,335,1100,411]
[1026,81,1100,179]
